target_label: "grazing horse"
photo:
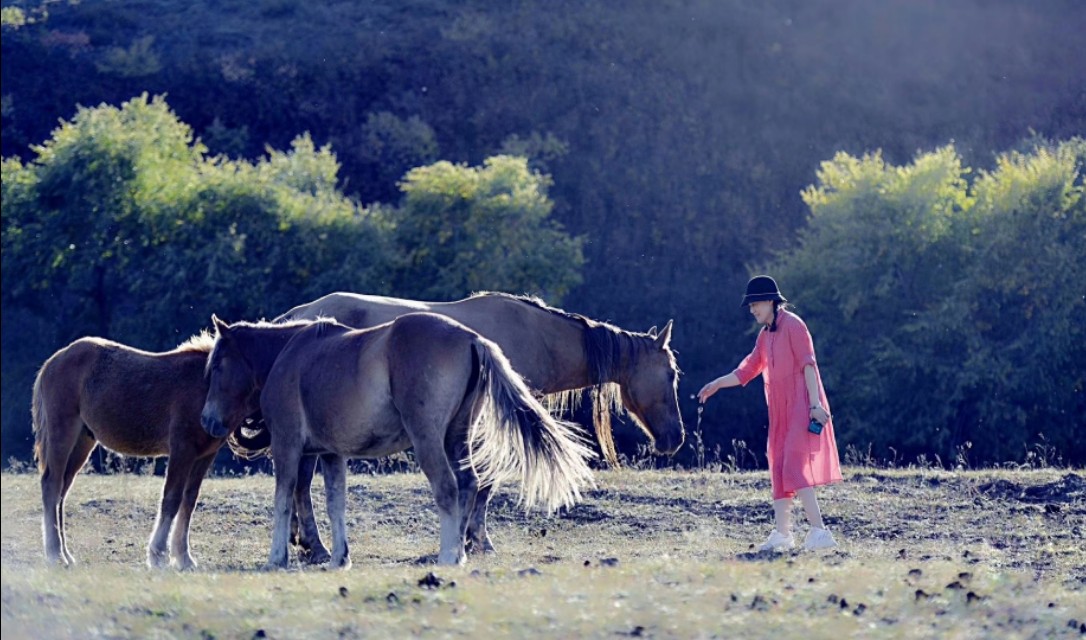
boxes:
[32,332,223,569]
[266,291,685,562]
[200,313,595,568]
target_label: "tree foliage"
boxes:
[1,95,581,463]
[769,139,1085,464]
[1,94,393,343]
[391,155,584,301]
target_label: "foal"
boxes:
[33,332,224,569]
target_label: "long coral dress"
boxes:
[733,309,843,499]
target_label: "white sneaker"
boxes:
[803,527,837,551]
[757,529,795,552]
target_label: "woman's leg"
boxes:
[758,496,796,551]
[797,487,837,550]
[796,487,825,529]
[773,497,793,534]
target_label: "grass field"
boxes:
[2,466,1083,639]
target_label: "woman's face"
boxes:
[748,300,775,325]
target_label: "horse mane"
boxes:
[174,329,216,354]
[204,317,320,377]
[472,291,679,467]
[472,290,679,380]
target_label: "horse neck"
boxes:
[584,324,645,388]
[234,324,307,385]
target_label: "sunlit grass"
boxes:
[2,467,1083,638]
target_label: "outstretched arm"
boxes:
[697,372,740,403]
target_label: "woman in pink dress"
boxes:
[698,275,842,551]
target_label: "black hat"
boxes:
[740,275,787,307]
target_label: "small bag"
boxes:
[808,419,824,435]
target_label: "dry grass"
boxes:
[2,467,1084,638]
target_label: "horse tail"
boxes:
[31,363,49,474]
[467,336,596,512]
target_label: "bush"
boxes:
[769,139,1085,465]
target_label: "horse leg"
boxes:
[465,483,497,555]
[449,439,478,552]
[267,446,302,570]
[40,418,87,566]
[292,454,331,565]
[319,453,351,569]
[147,449,193,569]
[169,451,217,571]
[57,430,96,566]
[412,435,464,566]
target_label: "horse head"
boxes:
[617,320,685,455]
[201,315,262,439]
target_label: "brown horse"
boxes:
[201,313,594,568]
[32,332,223,569]
[269,291,684,561]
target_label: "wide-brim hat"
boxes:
[740,275,787,307]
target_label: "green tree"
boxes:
[769,139,1085,465]
[392,155,584,302]
[1,94,397,463]
[929,139,1086,464]
[2,93,206,339]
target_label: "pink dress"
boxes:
[733,310,843,499]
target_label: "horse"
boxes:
[267,291,685,562]
[31,332,225,570]
[200,313,595,568]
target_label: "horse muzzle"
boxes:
[653,429,685,456]
[200,411,230,439]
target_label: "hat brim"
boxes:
[740,293,787,307]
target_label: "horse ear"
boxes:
[211,314,230,337]
[653,319,674,348]
[647,325,658,338]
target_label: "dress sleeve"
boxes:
[732,331,766,386]
[787,315,818,369]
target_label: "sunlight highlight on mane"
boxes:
[175,330,216,353]
[592,383,622,466]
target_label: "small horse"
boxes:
[268,291,684,560]
[32,332,224,569]
[200,313,595,568]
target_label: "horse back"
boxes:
[260,322,406,457]
[276,292,432,329]
[439,296,583,390]
[385,312,481,410]
[276,292,541,349]
[290,293,581,391]
[37,337,210,456]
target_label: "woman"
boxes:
[698,275,842,551]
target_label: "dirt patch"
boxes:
[976,472,1085,503]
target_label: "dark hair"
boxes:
[764,300,792,333]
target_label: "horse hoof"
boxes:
[330,556,352,570]
[436,551,466,566]
[147,550,170,569]
[466,539,496,555]
[173,556,198,572]
[300,548,332,566]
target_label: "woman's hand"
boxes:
[697,379,720,404]
[810,405,830,425]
